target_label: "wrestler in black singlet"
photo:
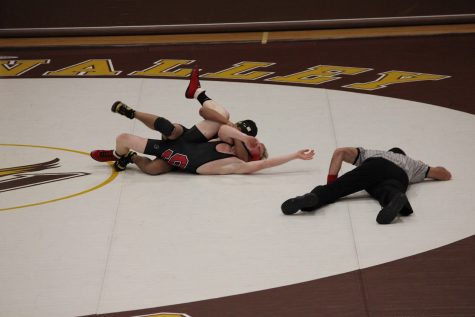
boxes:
[144,126,235,174]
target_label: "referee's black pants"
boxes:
[310,158,409,209]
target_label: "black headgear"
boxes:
[388,147,406,155]
[236,119,258,137]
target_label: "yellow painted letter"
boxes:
[204,62,274,80]
[0,59,50,77]
[129,59,194,77]
[266,65,370,85]
[44,59,121,76]
[345,71,450,90]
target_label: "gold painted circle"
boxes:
[0,143,118,211]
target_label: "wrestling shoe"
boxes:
[111,101,135,119]
[185,66,201,99]
[113,151,137,172]
[301,186,323,211]
[399,200,414,216]
[376,192,408,224]
[90,150,119,162]
[281,193,319,215]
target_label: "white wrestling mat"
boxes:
[1,78,474,316]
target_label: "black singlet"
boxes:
[145,139,235,174]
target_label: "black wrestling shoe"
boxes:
[399,200,414,216]
[301,186,324,211]
[281,193,319,215]
[111,101,135,119]
[113,151,137,171]
[376,193,408,224]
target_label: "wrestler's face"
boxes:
[249,142,268,161]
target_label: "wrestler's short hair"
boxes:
[236,119,258,137]
[388,147,406,155]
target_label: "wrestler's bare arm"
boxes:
[197,149,315,175]
[217,125,257,149]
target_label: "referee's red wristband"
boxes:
[327,174,338,184]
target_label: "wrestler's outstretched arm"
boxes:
[197,149,315,175]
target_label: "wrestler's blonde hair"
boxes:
[260,143,269,160]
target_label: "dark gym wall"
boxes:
[1,0,475,37]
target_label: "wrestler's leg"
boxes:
[114,135,176,172]
[200,98,231,122]
[185,67,231,139]
[185,66,230,120]
[180,105,226,142]
[192,97,231,140]
[134,111,184,140]
[132,156,173,175]
[115,133,148,156]
[111,101,183,140]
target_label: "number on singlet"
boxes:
[161,149,189,169]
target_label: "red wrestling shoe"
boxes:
[90,150,119,162]
[185,66,201,99]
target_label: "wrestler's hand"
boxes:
[295,149,315,160]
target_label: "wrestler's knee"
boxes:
[116,133,147,152]
[116,133,132,145]
[202,103,230,121]
[167,124,184,140]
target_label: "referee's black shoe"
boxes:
[399,200,414,216]
[281,193,319,215]
[376,192,408,224]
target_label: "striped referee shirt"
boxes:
[354,147,430,183]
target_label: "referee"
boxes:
[281,147,452,224]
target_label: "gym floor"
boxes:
[1,28,475,317]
